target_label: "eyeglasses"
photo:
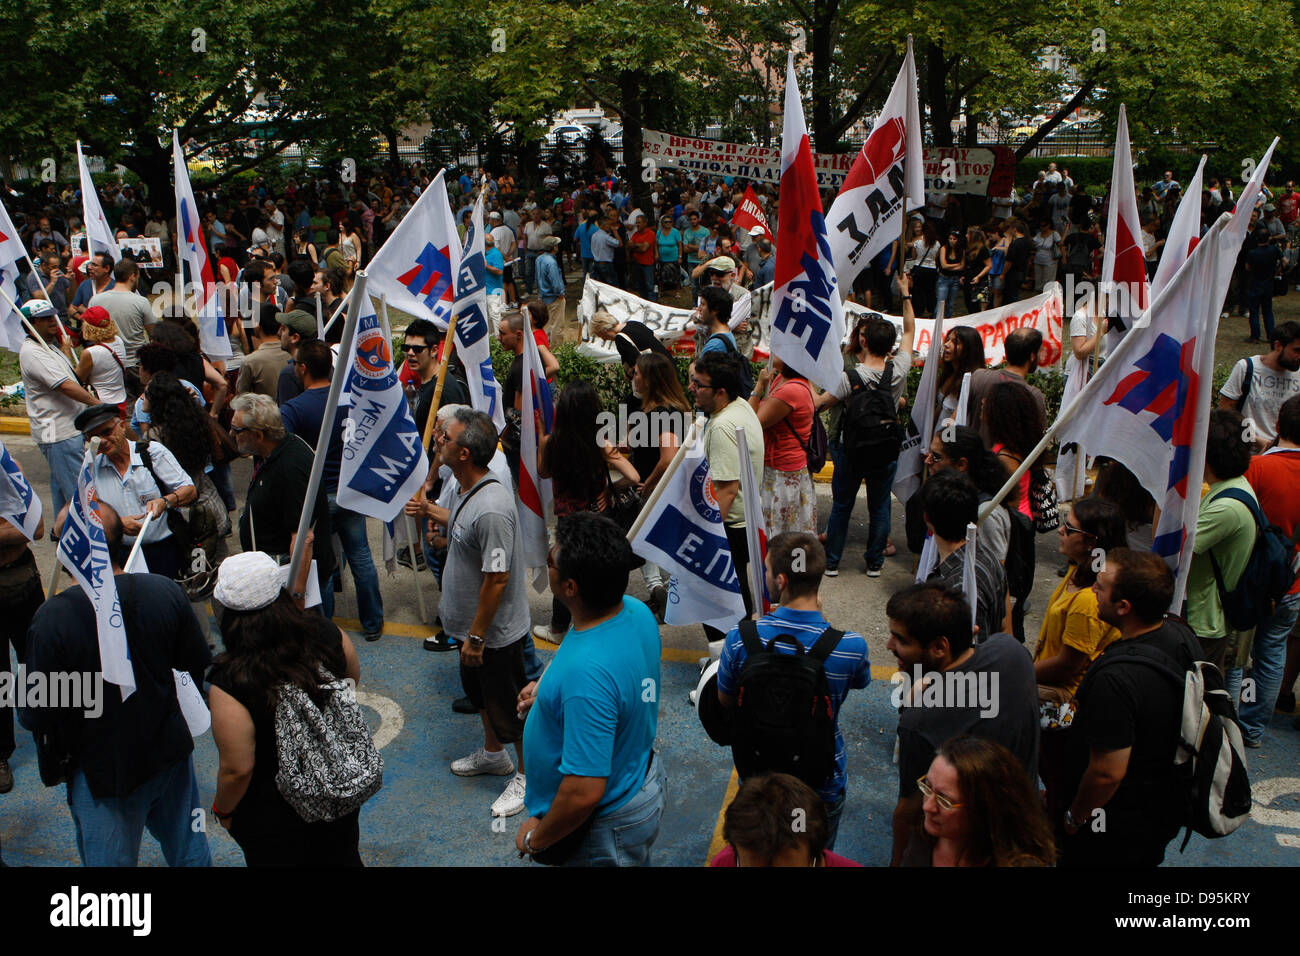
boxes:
[1061,521,1088,536]
[689,377,714,391]
[917,776,964,811]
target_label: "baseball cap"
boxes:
[1265,203,1277,213]
[541,236,561,250]
[81,305,112,328]
[703,256,736,274]
[747,225,767,237]
[214,551,283,612]
[275,309,317,336]
[20,300,57,321]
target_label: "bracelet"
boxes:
[212,803,233,820]
[900,295,912,300]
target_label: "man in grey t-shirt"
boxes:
[437,407,533,818]
[89,259,156,368]
[885,582,1038,865]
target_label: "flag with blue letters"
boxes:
[337,303,430,521]
[0,439,42,540]
[454,192,505,430]
[57,449,135,699]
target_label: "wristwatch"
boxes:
[468,634,485,647]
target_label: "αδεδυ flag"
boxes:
[518,306,554,588]
[0,439,41,540]
[630,418,747,632]
[172,131,231,359]
[826,35,925,298]
[1100,105,1148,352]
[0,199,28,352]
[1056,138,1277,609]
[366,169,459,330]
[336,295,430,521]
[453,191,506,431]
[58,448,135,699]
[77,142,117,261]
[768,51,849,393]
[731,185,775,243]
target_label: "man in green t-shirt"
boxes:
[1187,409,1260,671]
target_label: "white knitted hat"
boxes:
[214,551,282,611]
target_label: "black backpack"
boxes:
[1001,501,1036,602]
[841,363,903,468]
[710,333,754,399]
[730,621,843,788]
[1207,487,1300,631]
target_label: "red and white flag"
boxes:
[366,170,458,330]
[731,185,774,243]
[0,200,27,351]
[768,52,848,392]
[518,308,555,588]
[1100,105,1148,352]
[1151,154,1206,299]
[77,142,116,261]
[826,36,925,297]
[1057,139,1276,608]
[172,131,230,358]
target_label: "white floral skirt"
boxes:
[761,465,817,536]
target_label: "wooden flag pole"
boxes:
[421,314,459,455]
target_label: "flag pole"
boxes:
[0,282,80,374]
[286,270,369,592]
[379,293,428,625]
[315,291,325,340]
[123,512,153,573]
[626,416,704,542]
[421,313,459,454]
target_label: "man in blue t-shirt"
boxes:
[517,512,664,866]
[573,211,599,279]
[716,533,871,848]
[484,232,506,321]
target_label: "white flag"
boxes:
[0,439,41,540]
[172,131,231,358]
[894,302,946,506]
[1099,105,1149,353]
[0,199,28,351]
[517,306,554,586]
[453,192,506,430]
[77,142,117,261]
[1151,154,1207,299]
[365,169,459,329]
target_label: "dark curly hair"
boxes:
[145,371,212,478]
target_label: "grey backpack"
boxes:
[274,671,383,823]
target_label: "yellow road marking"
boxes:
[706,768,741,865]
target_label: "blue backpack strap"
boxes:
[1208,487,1265,531]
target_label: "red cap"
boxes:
[81,305,111,328]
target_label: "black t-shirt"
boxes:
[963,247,990,283]
[24,574,210,799]
[504,354,524,411]
[1061,620,1200,837]
[627,401,688,486]
[614,320,671,367]
[897,633,1040,798]
[1005,236,1032,277]
[1063,231,1100,270]
[207,618,360,852]
[413,364,471,441]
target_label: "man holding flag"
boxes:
[0,441,43,794]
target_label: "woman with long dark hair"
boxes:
[987,380,1045,519]
[937,326,986,423]
[961,228,992,312]
[533,380,639,640]
[902,735,1055,867]
[1091,457,1156,551]
[208,551,363,866]
[908,221,941,318]
[142,371,212,478]
[935,229,965,319]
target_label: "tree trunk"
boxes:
[386,127,401,170]
[810,0,839,151]
[621,70,651,215]
[123,147,175,219]
[926,42,954,147]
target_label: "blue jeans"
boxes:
[524,250,541,294]
[936,274,961,318]
[638,264,657,301]
[1234,592,1300,741]
[593,261,617,287]
[824,790,846,851]
[558,752,665,867]
[328,493,384,636]
[823,441,897,569]
[38,434,83,526]
[66,756,212,866]
[1248,292,1276,341]
[210,461,236,512]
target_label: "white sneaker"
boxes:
[451,748,515,777]
[532,623,562,643]
[491,773,528,817]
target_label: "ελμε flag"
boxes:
[454,192,505,431]
[366,169,459,330]
[336,303,429,521]
[0,439,41,540]
[768,51,848,393]
[57,449,134,699]
[631,421,747,631]
[172,131,231,359]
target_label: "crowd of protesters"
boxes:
[0,146,1294,870]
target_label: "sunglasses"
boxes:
[404,344,428,355]
[917,775,964,811]
[1061,521,1088,536]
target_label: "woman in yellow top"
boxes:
[1034,496,1127,823]
[1034,497,1129,696]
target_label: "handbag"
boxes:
[1029,466,1060,533]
